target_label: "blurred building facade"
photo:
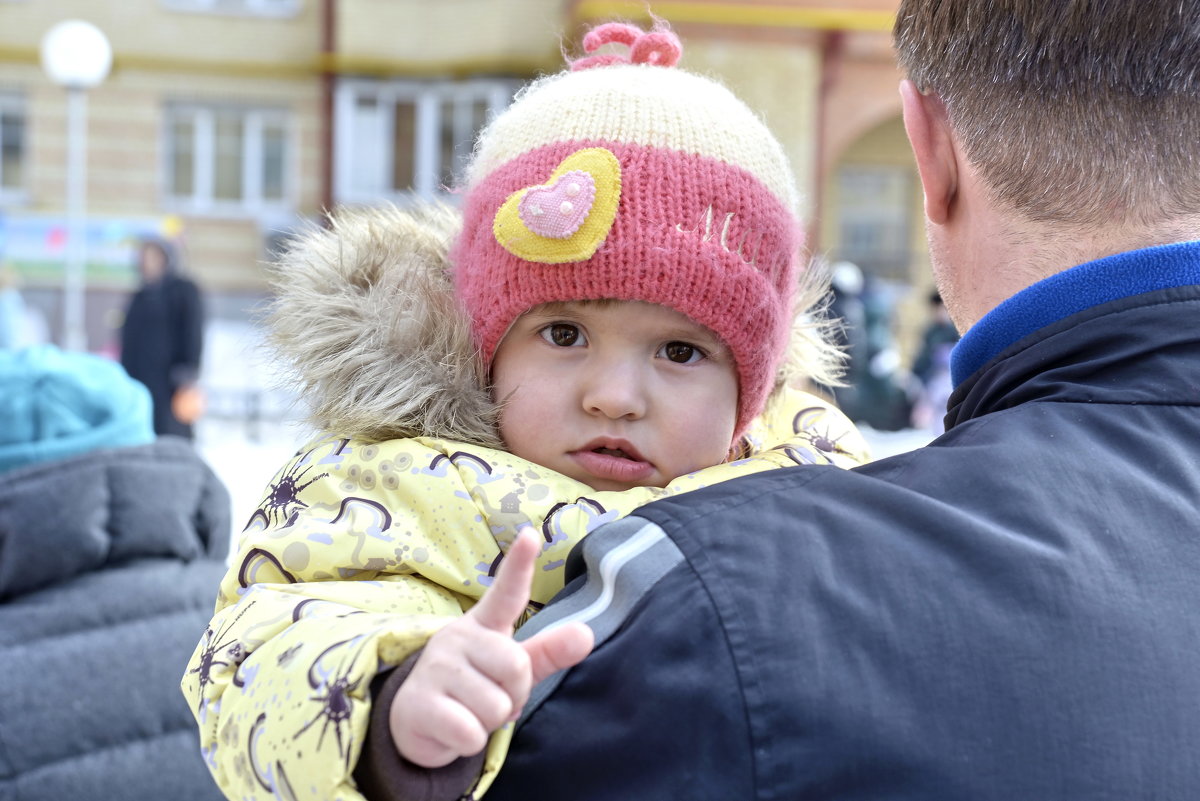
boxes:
[0,0,926,367]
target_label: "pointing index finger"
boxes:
[470,526,541,633]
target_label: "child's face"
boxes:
[491,300,738,492]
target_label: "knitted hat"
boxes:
[0,345,155,474]
[452,22,804,436]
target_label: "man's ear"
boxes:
[899,79,957,225]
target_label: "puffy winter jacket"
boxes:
[0,437,230,801]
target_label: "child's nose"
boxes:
[581,359,647,420]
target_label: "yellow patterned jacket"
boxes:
[182,390,866,801]
[181,205,868,801]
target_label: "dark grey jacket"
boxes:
[0,437,230,801]
[489,281,1200,800]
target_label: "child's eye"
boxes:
[540,323,585,347]
[659,341,705,364]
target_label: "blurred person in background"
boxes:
[0,344,229,801]
[120,236,206,439]
[908,289,959,432]
[824,260,870,418]
[909,289,958,387]
[825,260,912,430]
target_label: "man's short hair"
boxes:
[893,0,1200,226]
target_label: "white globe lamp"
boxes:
[40,20,112,89]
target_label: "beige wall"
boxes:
[29,74,319,211]
[822,29,904,168]
[338,0,564,75]
[824,114,928,363]
[32,78,320,291]
[819,114,917,254]
[0,1,319,68]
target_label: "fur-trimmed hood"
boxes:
[266,204,501,447]
[266,204,841,447]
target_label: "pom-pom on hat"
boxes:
[452,21,805,437]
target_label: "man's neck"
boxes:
[949,238,1200,387]
[950,209,1200,330]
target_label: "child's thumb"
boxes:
[523,621,595,685]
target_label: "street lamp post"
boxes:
[40,20,112,352]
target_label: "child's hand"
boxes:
[390,526,594,768]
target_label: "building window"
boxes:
[0,95,26,204]
[165,105,291,216]
[160,0,300,17]
[834,165,913,282]
[335,78,517,205]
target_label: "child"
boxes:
[183,21,868,801]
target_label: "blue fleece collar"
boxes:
[951,240,1200,386]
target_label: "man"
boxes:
[484,2,1200,799]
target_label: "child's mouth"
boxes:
[571,440,655,486]
[593,447,634,460]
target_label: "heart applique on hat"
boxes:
[493,147,622,264]
[518,170,597,239]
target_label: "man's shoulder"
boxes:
[631,440,939,535]
[636,395,1097,535]
[501,397,1200,801]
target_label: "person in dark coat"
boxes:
[908,290,960,432]
[441,2,1200,799]
[910,290,959,388]
[120,237,205,439]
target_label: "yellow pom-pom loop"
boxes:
[493,147,622,264]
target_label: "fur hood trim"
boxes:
[266,203,502,447]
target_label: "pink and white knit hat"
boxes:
[452,22,804,436]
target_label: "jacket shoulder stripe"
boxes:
[514,517,683,726]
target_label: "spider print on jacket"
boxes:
[780,406,856,465]
[255,452,330,528]
[294,635,372,769]
[236,497,395,589]
[188,615,247,715]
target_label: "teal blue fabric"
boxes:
[0,345,155,474]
